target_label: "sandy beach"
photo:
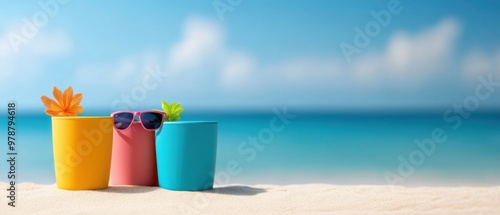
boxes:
[1,183,499,214]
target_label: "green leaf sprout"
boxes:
[161,100,183,121]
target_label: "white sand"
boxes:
[1,183,499,214]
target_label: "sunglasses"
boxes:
[111,111,167,131]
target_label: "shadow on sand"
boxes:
[96,186,160,194]
[94,185,267,196]
[204,185,267,196]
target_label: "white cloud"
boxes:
[168,17,224,71]
[26,31,72,55]
[0,39,11,57]
[0,30,71,57]
[165,17,256,89]
[351,18,461,85]
[265,57,340,88]
[0,30,72,81]
[220,52,254,86]
[463,49,500,82]
[73,51,161,90]
[259,18,462,94]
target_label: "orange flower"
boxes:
[40,86,84,116]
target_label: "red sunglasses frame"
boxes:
[111,110,167,131]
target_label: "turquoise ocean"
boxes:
[1,110,499,186]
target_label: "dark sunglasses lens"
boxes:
[114,113,134,130]
[140,112,163,130]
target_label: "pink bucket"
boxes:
[109,122,158,186]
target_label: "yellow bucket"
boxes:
[51,116,113,190]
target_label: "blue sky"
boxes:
[1,0,500,112]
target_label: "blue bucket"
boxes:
[155,121,218,191]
